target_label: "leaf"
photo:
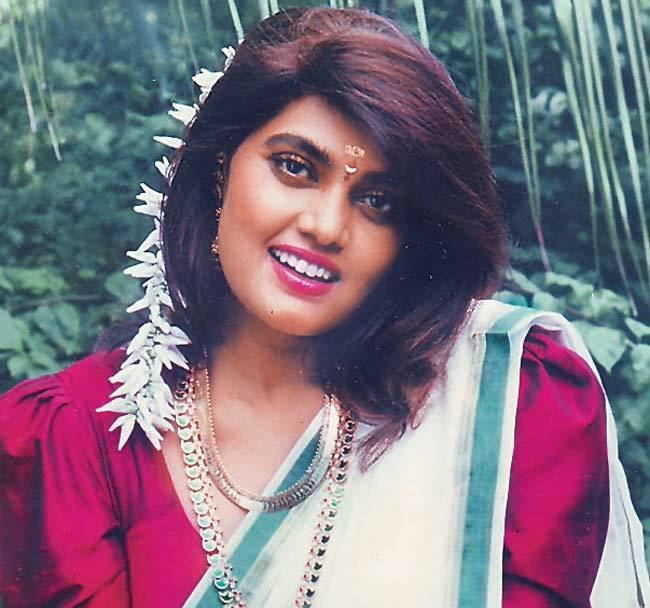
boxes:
[105,271,144,305]
[625,318,650,341]
[7,353,29,379]
[0,309,23,351]
[3,268,67,296]
[622,439,649,468]
[543,271,593,306]
[623,405,647,433]
[19,333,59,375]
[531,291,564,313]
[506,268,540,295]
[0,269,14,293]
[621,344,650,393]
[493,290,528,307]
[573,320,627,373]
[583,289,630,323]
[32,303,82,356]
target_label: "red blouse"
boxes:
[0,331,609,607]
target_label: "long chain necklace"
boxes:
[173,368,358,607]
[202,365,340,512]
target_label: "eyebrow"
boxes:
[357,171,400,190]
[263,132,400,188]
[264,133,334,166]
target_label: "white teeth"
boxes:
[270,248,335,281]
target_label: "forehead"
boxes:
[242,95,386,167]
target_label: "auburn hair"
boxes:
[160,7,508,468]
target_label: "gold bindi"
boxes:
[343,144,365,178]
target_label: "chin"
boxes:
[261,308,343,338]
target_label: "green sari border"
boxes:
[186,429,321,607]
[229,432,320,577]
[458,306,536,607]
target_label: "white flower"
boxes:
[126,321,156,354]
[133,184,163,218]
[192,68,224,90]
[109,360,150,398]
[134,225,161,254]
[124,260,157,279]
[109,414,137,450]
[126,249,156,264]
[169,102,198,126]
[126,289,155,314]
[157,326,191,346]
[150,302,172,333]
[134,409,165,449]
[222,46,236,70]
[96,397,137,415]
[153,135,183,150]
[155,342,189,370]
[136,182,163,205]
[155,156,171,180]
[99,52,242,450]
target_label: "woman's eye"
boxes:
[358,192,392,214]
[273,154,314,180]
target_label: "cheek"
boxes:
[222,167,293,239]
[358,233,400,285]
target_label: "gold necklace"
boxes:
[201,363,340,512]
[173,369,357,607]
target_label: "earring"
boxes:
[213,152,226,201]
[211,152,226,267]
[210,207,223,264]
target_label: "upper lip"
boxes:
[270,244,341,276]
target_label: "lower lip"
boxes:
[270,256,336,297]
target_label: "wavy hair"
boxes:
[160,7,508,467]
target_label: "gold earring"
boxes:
[214,152,227,201]
[210,207,222,263]
[211,152,227,268]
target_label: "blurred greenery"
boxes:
[2,0,650,563]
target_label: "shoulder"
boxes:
[0,352,134,606]
[520,327,605,420]
[515,327,608,490]
[0,350,125,458]
[505,328,609,603]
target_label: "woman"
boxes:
[1,7,648,607]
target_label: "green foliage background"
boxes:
[2,0,650,560]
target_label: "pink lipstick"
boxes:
[269,244,340,297]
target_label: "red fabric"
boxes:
[0,332,609,607]
[0,351,205,608]
[503,330,609,607]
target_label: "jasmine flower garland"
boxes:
[97,47,236,450]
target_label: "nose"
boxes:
[296,187,351,249]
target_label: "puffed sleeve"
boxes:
[0,363,129,607]
[503,330,609,607]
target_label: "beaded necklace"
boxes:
[173,367,357,607]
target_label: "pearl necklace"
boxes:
[173,369,357,607]
[202,365,340,512]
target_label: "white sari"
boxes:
[184,301,650,607]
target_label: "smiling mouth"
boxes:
[269,248,340,283]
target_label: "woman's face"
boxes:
[217,95,401,337]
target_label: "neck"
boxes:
[208,307,320,415]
